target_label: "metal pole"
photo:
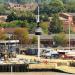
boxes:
[36,2,41,59]
[38,35,40,59]
[11,64,13,73]
[68,16,72,50]
[8,35,13,73]
[69,22,70,50]
[37,5,40,23]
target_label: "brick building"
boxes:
[8,3,37,11]
[59,13,75,32]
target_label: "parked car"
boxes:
[25,48,38,55]
[63,50,75,59]
[41,48,59,59]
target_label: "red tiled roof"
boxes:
[60,13,71,17]
[0,27,20,33]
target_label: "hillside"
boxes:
[0,0,51,3]
[0,0,75,4]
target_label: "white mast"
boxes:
[35,0,43,59]
[69,17,71,50]
[37,4,40,59]
[37,5,40,23]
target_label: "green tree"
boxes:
[49,0,64,13]
[6,12,18,22]
[48,14,63,34]
[36,0,64,16]
[31,36,37,44]
[34,3,50,16]
[28,22,36,33]
[40,14,49,21]
[0,3,11,15]
[40,22,49,34]
[65,1,75,12]
[14,28,29,44]
[0,29,7,40]
[15,20,29,27]
[53,32,68,47]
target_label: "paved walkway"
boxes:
[56,66,75,74]
[16,55,75,74]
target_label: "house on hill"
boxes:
[59,13,75,32]
[8,3,37,11]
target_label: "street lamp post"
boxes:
[69,22,71,50]
[35,4,43,59]
[35,26,42,59]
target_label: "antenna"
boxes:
[37,5,40,23]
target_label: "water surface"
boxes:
[0,72,73,75]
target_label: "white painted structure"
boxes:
[0,40,19,43]
[0,40,19,51]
